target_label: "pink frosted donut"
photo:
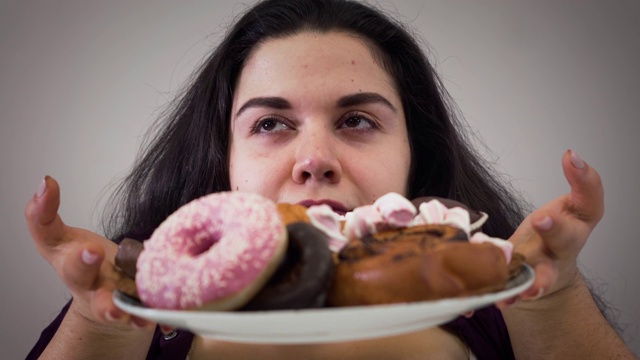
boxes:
[136,192,288,310]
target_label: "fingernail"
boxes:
[160,325,174,335]
[529,287,545,301]
[534,216,553,231]
[504,296,519,308]
[105,310,121,322]
[36,177,47,198]
[130,321,144,329]
[569,150,585,169]
[131,317,148,329]
[81,249,99,265]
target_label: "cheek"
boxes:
[228,146,256,192]
[228,149,285,196]
[392,137,412,195]
[382,157,411,195]
[229,155,259,192]
[230,163,260,192]
[352,146,411,199]
[386,145,411,195]
[228,163,242,192]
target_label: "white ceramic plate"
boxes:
[114,264,533,344]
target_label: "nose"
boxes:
[292,130,342,184]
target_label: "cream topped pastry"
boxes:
[307,192,509,262]
[327,193,523,307]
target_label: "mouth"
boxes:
[297,199,350,216]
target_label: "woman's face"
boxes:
[229,31,411,213]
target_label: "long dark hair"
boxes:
[104,0,528,241]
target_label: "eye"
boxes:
[252,116,291,134]
[339,112,378,131]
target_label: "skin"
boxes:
[25,177,155,359]
[229,32,411,210]
[210,32,463,358]
[23,32,635,359]
[502,150,634,359]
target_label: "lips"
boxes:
[297,199,350,216]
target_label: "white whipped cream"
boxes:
[305,193,513,263]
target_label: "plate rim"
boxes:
[113,263,534,343]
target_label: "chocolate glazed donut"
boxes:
[113,238,144,299]
[241,222,335,310]
[115,238,143,279]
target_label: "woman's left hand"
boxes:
[499,149,604,306]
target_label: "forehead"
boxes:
[233,31,400,107]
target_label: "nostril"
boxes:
[293,157,341,184]
[324,170,334,179]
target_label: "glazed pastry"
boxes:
[327,194,521,306]
[241,222,335,310]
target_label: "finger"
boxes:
[129,316,154,329]
[94,287,125,323]
[25,176,67,250]
[159,324,177,335]
[509,225,560,299]
[93,288,133,324]
[534,202,594,258]
[530,213,575,256]
[61,243,105,292]
[498,263,555,309]
[461,310,474,318]
[520,261,557,301]
[496,295,520,310]
[93,289,154,329]
[86,266,154,328]
[562,150,604,225]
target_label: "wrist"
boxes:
[67,300,148,338]
[503,269,634,358]
[40,299,155,360]
[41,302,153,359]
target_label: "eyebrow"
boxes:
[337,92,397,113]
[235,97,292,117]
[235,92,397,117]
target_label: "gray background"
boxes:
[2,0,638,358]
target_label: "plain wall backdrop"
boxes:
[1,0,638,358]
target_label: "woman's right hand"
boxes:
[25,175,153,331]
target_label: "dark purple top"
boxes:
[27,300,514,359]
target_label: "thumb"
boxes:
[562,149,604,226]
[25,176,68,251]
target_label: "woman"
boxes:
[26,0,634,358]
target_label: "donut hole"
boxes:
[185,233,220,257]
